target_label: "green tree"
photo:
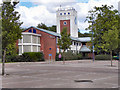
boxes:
[102,29,119,66]
[48,25,56,32]
[57,27,72,64]
[37,23,56,32]
[85,5,119,55]
[37,23,49,30]
[2,1,23,75]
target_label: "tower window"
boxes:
[63,21,67,25]
[64,13,66,15]
[68,12,70,15]
[60,13,62,15]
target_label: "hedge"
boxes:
[95,54,111,60]
[6,52,44,62]
[55,51,83,61]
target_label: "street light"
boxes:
[92,20,95,62]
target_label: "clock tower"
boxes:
[56,7,78,37]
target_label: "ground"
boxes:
[0,60,119,88]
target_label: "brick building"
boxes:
[17,7,92,60]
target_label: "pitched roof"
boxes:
[80,45,91,52]
[23,26,61,37]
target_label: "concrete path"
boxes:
[0,60,119,88]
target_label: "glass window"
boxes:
[60,13,62,15]
[38,36,40,44]
[74,42,76,45]
[19,45,22,55]
[32,35,37,44]
[18,39,22,43]
[23,45,31,52]
[28,29,32,32]
[33,29,36,33]
[64,13,66,15]
[68,12,70,15]
[63,21,67,25]
[33,45,37,52]
[38,46,40,52]
[23,34,31,43]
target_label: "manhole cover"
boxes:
[74,80,93,83]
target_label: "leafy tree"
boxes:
[85,5,119,55]
[102,29,118,66]
[78,32,91,37]
[58,27,72,64]
[37,23,49,30]
[37,23,56,32]
[48,25,56,32]
[2,1,23,75]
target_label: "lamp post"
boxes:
[92,20,95,62]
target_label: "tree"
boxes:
[85,5,119,55]
[37,23,56,32]
[57,27,72,64]
[2,1,23,75]
[78,32,91,37]
[48,25,56,32]
[102,29,118,66]
[37,23,49,30]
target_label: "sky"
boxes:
[1,0,119,33]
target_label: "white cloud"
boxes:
[16,0,119,33]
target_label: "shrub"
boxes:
[56,51,83,61]
[95,54,111,60]
[22,52,44,62]
[6,52,44,62]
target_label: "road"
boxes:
[0,60,119,88]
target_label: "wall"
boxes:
[24,28,57,61]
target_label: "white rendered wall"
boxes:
[56,7,78,37]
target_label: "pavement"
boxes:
[0,60,119,88]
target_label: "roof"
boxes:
[23,26,61,37]
[79,45,91,52]
[71,37,91,42]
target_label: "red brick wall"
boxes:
[24,28,57,61]
[60,20,70,34]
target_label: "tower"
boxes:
[56,7,78,37]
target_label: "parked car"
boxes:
[113,55,119,60]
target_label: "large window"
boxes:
[23,45,31,52]
[23,34,31,43]
[18,32,41,55]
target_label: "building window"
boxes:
[63,21,67,25]
[23,34,31,43]
[64,13,66,15]
[74,42,76,45]
[79,43,81,46]
[33,29,36,33]
[77,43,78,46]
[68,12,70,15]
[60,13,62,15]
[28,29,32,32]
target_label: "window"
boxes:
[63,21,67,25]
[28,29,32,32]
[68,12,70,15]
[74,42,76,45]
[77,43,78,46]
[33,29,36,33]
[23,34,31,43]
[23,45,31,52]
[60,13,62,15]
[64,13,66,15]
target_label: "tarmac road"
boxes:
[0,60,119,88]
